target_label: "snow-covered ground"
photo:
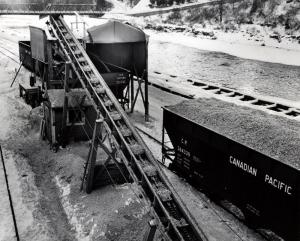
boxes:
[147,29,300,66]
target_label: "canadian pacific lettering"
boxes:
[229,156,293,195]
[265,174,292,195]
[229,156,257,176]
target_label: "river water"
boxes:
[149,40,300,103]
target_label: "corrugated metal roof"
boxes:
[87,20,147,44]
[47,89,93,109]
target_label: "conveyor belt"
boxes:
[47,15,208,241]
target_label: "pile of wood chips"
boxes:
[166,98,300,170]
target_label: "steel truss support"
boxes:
[162,124,175,165]
[130,70,149,121]
[61,62,70,147]
[81,118,131,193]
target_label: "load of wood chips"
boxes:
[166,98,300,170]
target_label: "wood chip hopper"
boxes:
[163,98,300,241]
[86,21,148,110]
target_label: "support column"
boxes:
[61,62,70,146]
[144,71,149,122]
[85,118,103,194]
[130,74,134,112]
[143,219,157,241]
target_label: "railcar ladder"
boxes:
[47,15,208,241]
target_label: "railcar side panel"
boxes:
[163,109,300,241]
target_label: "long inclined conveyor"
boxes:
[47,15,208,241]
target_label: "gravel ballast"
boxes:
[166,98,300,170]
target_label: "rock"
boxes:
[201,30,214,37]
[144,23,153,29]
[270,34,281,43]
[155,25,164,31]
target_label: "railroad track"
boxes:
[0,44,19,63]
[0,38,20,63]
[0,145,20,241]
[149,71,300,119]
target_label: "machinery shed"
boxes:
[86,20,148,79]
[163,97,300,241]
[43,89,96,146]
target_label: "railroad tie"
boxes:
[83,66,92,72]
[104,100,113,107]
[173,218,189,228]
[73,49,81,55]
[143,164,157,177]
[65,34,72,40]
[110,112,122,121]
[69,42,76,48]
[130,144,145,156]
[77,57,86,63]
[156,185,172,202]
[120,128,132,138]
[95,86,105,95]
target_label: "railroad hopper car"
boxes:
[86,20,148,103]
[0,0,97,11]
[163,98,300,241]
[19,41,33,71]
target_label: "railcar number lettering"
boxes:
[177,146,190,157]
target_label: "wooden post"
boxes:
[85,118,103,194]
[61,62,70,146]
[144,42,149,121]
[47,40,53,87]
[162,118,165,164]
[143,219,157,241]
[219,0,224,23]
[144,72,149,122]
[130,74,134,112]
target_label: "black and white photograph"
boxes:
[0,0,299,240]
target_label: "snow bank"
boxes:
[146,30,300,66]
[55,176,95,241]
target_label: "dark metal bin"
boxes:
[19,41,33,71]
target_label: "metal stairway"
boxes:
[47,15,208,241]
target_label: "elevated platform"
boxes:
[0,10,104,16]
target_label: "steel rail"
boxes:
[47,15,208,241]
[0,48,19,64]
[0,145,20,241]
[149,71,300,119]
